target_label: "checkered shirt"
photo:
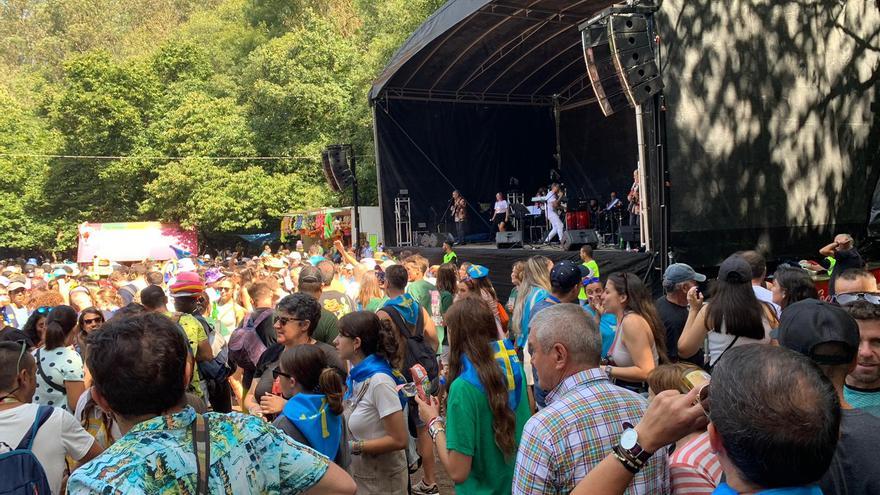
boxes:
[512,368,669,494]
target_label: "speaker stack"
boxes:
[321,145,353,192]
[581,10,663,116]
[562,229,600,251]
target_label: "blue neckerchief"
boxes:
[517,287,548,348]
[345,353,407,406]
[384,293,419,326]
[282,393,342,460]
[712,482,822,495]
[458,339,523,410]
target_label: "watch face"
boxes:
[621,428,638,450]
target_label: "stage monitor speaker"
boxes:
[496,231,523,249]
[620,224,641,244]
[581,12,663,116]
[321,145,353,192]
[562,229,600,251]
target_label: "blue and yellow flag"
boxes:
[459,339,523,410]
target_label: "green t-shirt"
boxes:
[445,373,531,494]
[364,296,389,313]
[443,251,458,265]
[578,259,601,301]
[313,308,339,345]
[407,279,438,316]
[438,290,454,347]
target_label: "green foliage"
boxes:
[0,0,447,253]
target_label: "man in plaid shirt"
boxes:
[512,304,668,494]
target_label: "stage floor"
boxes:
[390,242,658,299]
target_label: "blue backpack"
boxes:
[0,405,54,494]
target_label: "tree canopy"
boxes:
[0,0,445,254]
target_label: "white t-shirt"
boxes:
[0,403,95,494]
[494,200,509,215]
[74,388,123,449]
[33,346,84,412]
[545,192,558,213]
[348,373,403,442]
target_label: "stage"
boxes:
[392,242,658,300]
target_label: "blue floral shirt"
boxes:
[68,407,329,494]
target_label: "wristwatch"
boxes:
[618,422,653,463]
[605,365,613,378]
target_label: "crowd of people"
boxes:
[0,235,879,494]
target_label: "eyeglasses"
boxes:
[35,306,52,315]
[833,292,880,306]
[274,314,303,326]
[272,368,293,380]
[14,340,26,375]
[697,382,711,417]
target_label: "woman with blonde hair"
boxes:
[356,270,387,312]
[510,256,551,348]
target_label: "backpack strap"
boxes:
[17,405,54,450]
[191,414,211,494]
[35,350,66,394]
[250,309,274,329]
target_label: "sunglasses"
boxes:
[274,314,303,327]
[833,292,880,306]
[217,286,233,292]
[272,368,293,380]
[35,306,52,315]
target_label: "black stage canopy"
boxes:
[371,0,880,267]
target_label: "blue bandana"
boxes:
[712,482,822,495]
[345,353,407,407]
[459,339,523,410]
[383,293,420,326]
[281,393,342,460]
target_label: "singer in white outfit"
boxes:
[544,183,565,244]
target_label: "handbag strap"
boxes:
[35,350,66,394]
[191,414,210,494]
[710,335,741,370]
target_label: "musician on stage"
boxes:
[627,168,641,227]
[544,183,565,245]
[451,190,468,245]
[490,192,509,233]
[603,191,622,233]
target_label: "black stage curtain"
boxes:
[375,100,556,245]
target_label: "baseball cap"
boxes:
[778,299,859,365]
[7,281,25,292]
[718,254,752,283]
[551,260,588,290]
[289,252,302,261]
[663,263,706,284]
[465,265,489,280]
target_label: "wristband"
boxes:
[349,440,365,455]
[612,445,642,474]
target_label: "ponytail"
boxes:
[378,317,404,370]
[318,367,345,415]
[44,305,78,349]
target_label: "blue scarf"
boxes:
[345,353,407,407]
[281,393,342,460]
[712,482,821,495]
[384,293,419,326]
[459,339,523,410]
[517,287,548,348]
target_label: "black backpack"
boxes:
[382,305,439,381]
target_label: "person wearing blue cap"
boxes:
[460,264,507,340]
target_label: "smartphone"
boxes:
[682,370,710,392]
